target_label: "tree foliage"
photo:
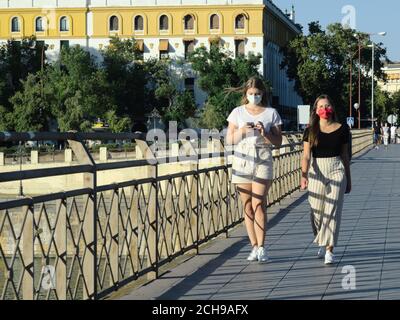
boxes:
[282,22,388,122]
[189,45,265,129]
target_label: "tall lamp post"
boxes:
[354,103,360,129]
[150,108,161,156]
[351,32,386,128]
[366,32,386,128]
[350,33,364,128]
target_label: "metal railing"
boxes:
[0,129,372,300]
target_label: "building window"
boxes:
[159,15,169,31]
[210,14,219,30]
[235,14,245,29]
[184,15,194,30]
[35,17,44,32]
[185,78,195,97]
[60,17,69,32]
[110,16,119,31]
[134,15,144,31]
[235,40,245,57]
[159,39,169,59]
[184,40,195,60]
[11,17,20,32]
[60,40,70,50]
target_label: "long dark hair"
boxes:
[308,94,338,147]
[225,77,272,107]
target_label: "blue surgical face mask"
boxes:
[247,94,262,105]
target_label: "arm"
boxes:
[254,123,283,147]
[226,122,252,145]
[340,143,352,193]
[264,125,283,147]
[301,141,311,190]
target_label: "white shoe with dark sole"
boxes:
[324,251,335,264]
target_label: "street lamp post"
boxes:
[18,141,24,197]
[352,32,386,129]
[349,38,364,124]
[150,108,161,156]
[371,42,375,129]
[354,103,360,129]
[367,32,386,129]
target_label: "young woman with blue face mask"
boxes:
[301,95,352,265]
[226,77,283,263]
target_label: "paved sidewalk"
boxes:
[118,145,400,300]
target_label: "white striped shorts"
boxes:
[231,143,273,184]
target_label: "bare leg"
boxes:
[251,180,272,247]
[237,184,257,247]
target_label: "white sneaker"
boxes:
[247,246,258,261]
[257,246,269,263]
[317,247,325,259]
[324,251,335,264]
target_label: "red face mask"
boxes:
[317,107,333,119]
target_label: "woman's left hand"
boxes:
[255,121,266,137]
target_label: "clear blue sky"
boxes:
[273,0,400,62]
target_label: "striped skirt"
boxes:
[308,156,347,247]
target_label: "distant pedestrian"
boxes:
[301,94,351,265]
[390,124,397,144]
[373,121,381,149]
[382,123,390,149]
[226,77,283,263]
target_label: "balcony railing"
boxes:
[0,129,372,300]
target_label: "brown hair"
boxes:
[308,94,338,147]
[225,76,272,107]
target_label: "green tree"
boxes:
[370,87,392,123]
[9,73,50,131]
[392,91,400,124]
[101,37,147,127]
[145,58,197,128]
[50,46,116,131]
[163,90,196,125]
[104,110,132,133]
[10,46,117,132]
[0,36,46,130]
[282,22,387,122]
[188,45,264,129]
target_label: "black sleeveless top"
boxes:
[302,124,350,158]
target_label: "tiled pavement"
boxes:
[118,144,400,300]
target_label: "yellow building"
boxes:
[0,0,303,119]
[379,63,400,95]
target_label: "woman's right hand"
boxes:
[240,125,255,135]
[301,177,308,190]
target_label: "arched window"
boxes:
[11,17,20,32]
[235,39,245,56]
[110,16,119,31]
[210,14,219,30]
[35,17,44,32]
[159,15,169,31]
[235,14,245,29]
[60,16,69,32]
[134,15,144,31]
[184,15,194,30]
[184,40,195,59]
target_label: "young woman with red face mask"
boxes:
[300,95,352,265]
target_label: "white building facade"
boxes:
[0,0,303,124]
